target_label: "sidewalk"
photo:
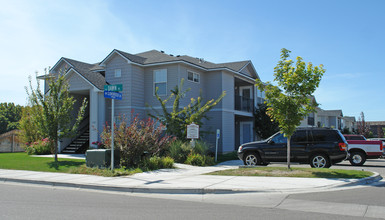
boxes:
[0,159,382,194]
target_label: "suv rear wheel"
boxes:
[310,154,331,168]
[243,152,261,166]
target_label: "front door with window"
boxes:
[240,121,253,144]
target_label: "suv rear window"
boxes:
[311,130,340,142]
[291,130,307,143]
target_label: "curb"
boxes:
[1,173,382,195]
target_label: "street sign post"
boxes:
[215,129,220,162]
[103,84,123,171]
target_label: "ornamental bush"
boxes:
[24,138,53,155]
[101,114,175,167]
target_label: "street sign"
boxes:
[104,84,123,92]
[187,123,199,139]
[104,91,122,100]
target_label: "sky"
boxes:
[0,0,384,121]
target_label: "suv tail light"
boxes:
[380,142,383,151]
[339,143,347,151]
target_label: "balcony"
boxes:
[235,95,254,113]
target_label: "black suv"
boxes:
[237,128,348,168]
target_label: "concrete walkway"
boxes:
[0,158,382,194]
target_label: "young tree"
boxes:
[256,48,325,169]
[357,112,371,137]
[149,78,225,141]
[26,72,88,162]
[254,103,279,139]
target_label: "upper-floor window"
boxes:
[115,69,121,77]
[187,71,200,83]
[154,69,167,95]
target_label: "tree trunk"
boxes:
[287,136,291,169]
[54,141,58,163]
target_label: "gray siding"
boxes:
[203,71,223,108]
[68,71,93,91]
[221,71,235,111]
[105,54,131,109]
[222,111,235,152]
[143,64,179,108]
[131,65,145,109]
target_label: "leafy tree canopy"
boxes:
[256,48,325,168]
[0,102,24,134]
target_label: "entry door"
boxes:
[240,121,253,144]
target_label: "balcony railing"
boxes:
[235,95,254,113]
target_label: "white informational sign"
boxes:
[187,123,199,139]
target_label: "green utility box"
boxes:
[86,149,120,168]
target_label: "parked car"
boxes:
[343,134,384,166]
[237,127,348,168]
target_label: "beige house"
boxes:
[0,130,24,153]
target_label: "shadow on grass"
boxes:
[47,161,85,170]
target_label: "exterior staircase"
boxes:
[62,129,89,154]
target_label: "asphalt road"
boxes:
[0,183,374,220]
[1,158,385,219]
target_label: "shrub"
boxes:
[193,140,210,155]
[24,138,53,155]
[185,153,205,166]
[101,114,175,167]
[141,156,174,171]
[167,140,192,163]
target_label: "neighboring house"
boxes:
[299,104,346,131]
[0,130,24,153]
[341,116,356,133]
[39,49,262,153]
[317,109,343,130]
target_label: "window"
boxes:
[187,71,199,83]
[291,130,307,143]
[311,130,339,142]
[115,69,121,77]
[154,69,167,95]
[271,133,287,144]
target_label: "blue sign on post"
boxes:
[104,91,122,100]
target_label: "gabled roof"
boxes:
[47,49,259,90]
[100,49,258,78]
[50,57,106,90]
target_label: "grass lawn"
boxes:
[207,167,373,179]
[0,152,85,173]
[0,152,148,177]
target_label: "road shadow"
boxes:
[47,161,85,170]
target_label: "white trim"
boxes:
[187,70,200,83]
[50,58,73,73]
[153,69,167,96]
[99,50,133,67]
[240,121,253,144]
[239,86,253,98]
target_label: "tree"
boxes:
[149,78,225,141]
[0,102,23,134]
[18,105,43,145]
[254,103,279,139]
[357,112,371,137]
[26,72,88,162]
[256,48,325,169]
